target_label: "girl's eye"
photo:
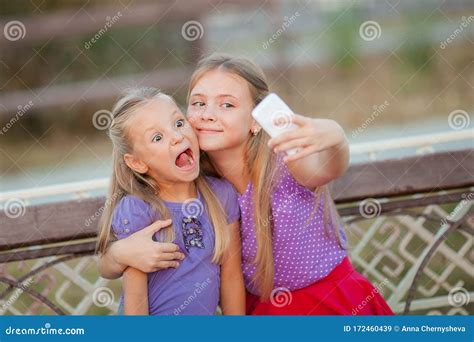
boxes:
[192,101,205,107]
[222,103,234,108]
[151,134,162,142]
[176,119,185,128]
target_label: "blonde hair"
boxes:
[96,87,229,264]
[188,54,344,300]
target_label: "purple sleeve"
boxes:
[205,177,241,224]
[275,154,316,200]
[111,195,155,240]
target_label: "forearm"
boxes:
[123,268,149,315]
[220,274,246,315]
[98,240,127,279]
[289,139,349,189]
[314,139,349,180]
[219,222,245,315]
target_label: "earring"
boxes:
[252,130,259,136]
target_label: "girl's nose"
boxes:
[201,105,217,122]
[171,131,184,145]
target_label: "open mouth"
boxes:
[175,148,196,170]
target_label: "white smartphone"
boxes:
[252,93,300,155]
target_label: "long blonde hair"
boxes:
[188,54,344,300]
[96,87,229,264]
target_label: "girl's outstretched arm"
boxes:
[268,115,349,190]
[123,267,149,315]
[220,221,246,315]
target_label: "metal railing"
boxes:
[0,131,472,315]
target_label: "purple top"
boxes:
[238,158,347,296]
[112,176,240,315]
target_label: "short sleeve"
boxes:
[205,177,241,224]
[111,195,155,240]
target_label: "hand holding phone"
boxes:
[251,93,300,155]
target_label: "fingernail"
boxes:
[175,262,180,268]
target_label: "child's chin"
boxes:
[175,166,200,181]
[198,140,226,152]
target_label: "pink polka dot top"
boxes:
[238,158,347,296]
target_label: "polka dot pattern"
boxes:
[239,161,347,296]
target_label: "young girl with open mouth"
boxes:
[96,87,245,315]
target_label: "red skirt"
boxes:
[246,257,394,315]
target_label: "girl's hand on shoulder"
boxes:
[268,115,347,163]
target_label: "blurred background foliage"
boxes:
[0,0,472,187]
